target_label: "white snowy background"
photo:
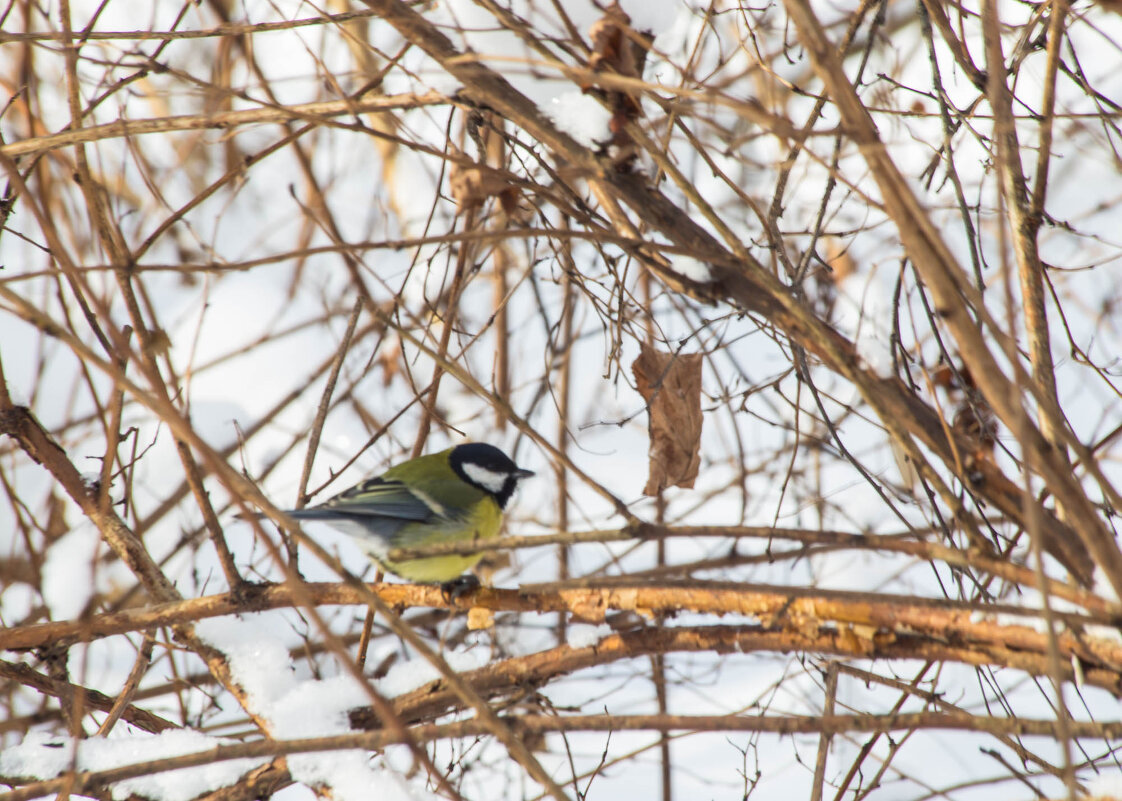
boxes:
[1,0,1121,799]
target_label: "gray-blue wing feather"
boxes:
[322,477,436,520]
[284,477,439,545]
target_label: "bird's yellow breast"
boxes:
[376,495,503,582]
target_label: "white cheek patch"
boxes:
[462,463,509,494]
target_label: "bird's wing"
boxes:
[317,477,439,520]
[284,477,453,557]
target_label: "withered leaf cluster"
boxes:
[632,343,704,496]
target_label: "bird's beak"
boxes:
[514,468,535,479]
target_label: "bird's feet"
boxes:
[440,574,481,602]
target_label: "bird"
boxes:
[282,443,533,588]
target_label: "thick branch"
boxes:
[3,712,1119,801]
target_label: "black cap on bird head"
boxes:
[449,443,534,508]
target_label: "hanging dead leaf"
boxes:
[931,359,1094,586]
[449,162,519,213]
[824,238,857,283]
[44,490,69,543]
[931,361,995,458]
[932,361,976,391]
[376,335,403,388]
[587,3,647,83]
[585,2,653,170]
[143,328,171,358]
[632,343,704,495]
[952,399,997,458]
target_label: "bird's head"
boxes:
[449,443,534,508]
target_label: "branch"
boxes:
[351,623,1122,730]
[0,660,176,734]
[3,713,1119,801]
[3,584,1118,693]
[0,92,446,159]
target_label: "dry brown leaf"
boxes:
[932,361,976,391]
[952,401,997,457]
[143,328,171,358]
[585,2,653,170]
[376,335,403,388]
[825,238,857,283]
[448,162,519,213]
[44,490,69,543]
[932,362,996,457]
[588,3,643,81]
[632,343,704,495]
[930,361,1094,585]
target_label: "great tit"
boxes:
[283,443,533,583]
